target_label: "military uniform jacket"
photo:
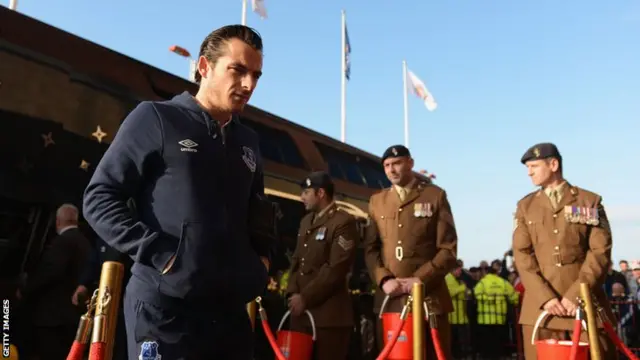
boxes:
[364,181,458,314]
[512,183,615,330]
[286,204,359,328]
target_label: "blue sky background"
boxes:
[9,0,639,267]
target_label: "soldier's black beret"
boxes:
[300,171,333,190]
[381,145,411,163]
[520,142,562,164]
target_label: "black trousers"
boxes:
[124,288,254,360]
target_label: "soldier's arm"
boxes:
[285,235,303,295]
[512,202,556,308]
[563,198,612,301]
[413,190,458,289]
[363,200,393,287]
[299,217,359,309]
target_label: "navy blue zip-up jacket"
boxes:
[83,91,268,306]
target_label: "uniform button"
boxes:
[398,224,403,228]
[398,208,403,212]
[553,229,559,234]
[300,272,304,275]
[306,230,311,234]
[554,246,559,250]
[301,257,305,261]
[397,240,402,244]
[381,215,385,219]
[553,214,557,218]
[528,221,532,225]
[304,244,307,247]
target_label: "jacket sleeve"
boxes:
[413,190,458,290]
[249,155,273,266]
[285,239,302,295]
[512,202,556,309]
[83,102,174,272]
[564,198,612,301]
[363,199,394,287]
[445,273,466,298]
[79,244,100,287]
[300,217,359,309]
[23,236,73,297]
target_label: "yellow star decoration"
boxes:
[79,160,90,171]
[42,132,55,147]
[91,125,107,143]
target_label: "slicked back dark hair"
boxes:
[194,25,263,84]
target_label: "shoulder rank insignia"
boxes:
[337,236,354,251]
[316,227,327,241]
[564,205,599,226]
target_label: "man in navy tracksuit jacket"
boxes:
[83,25,269,359]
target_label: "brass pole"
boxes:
[412,282,425,360]
[580,283,602,360]
[247,300,257,331]
[92,261,124,360]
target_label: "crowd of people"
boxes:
[445,254,640,358]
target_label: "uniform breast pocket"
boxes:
[566,222,588,245]
[376,212,396,239]
[525,216,544,244]
[411,215,434,238]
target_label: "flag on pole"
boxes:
[406,69,437,111]
[344,24,351,80]
[252,0,267,19]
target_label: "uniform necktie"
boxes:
[550,190,559,208]
[397,188,406,201]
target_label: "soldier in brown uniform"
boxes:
[364,145,458,359]
[286,171,359,360]
[513,142,617,359]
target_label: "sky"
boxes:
[7,0,639,267]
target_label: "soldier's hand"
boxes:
[288,294,306,316]
[397,277,422,294]
[543,298,567,316]
[561,297,577,317]
[382,279,403,297]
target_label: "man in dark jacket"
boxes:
[83,25,272,359]
[21,204,91,359]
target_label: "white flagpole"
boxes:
[340,10,347,143]
[402,60,410,148]
[9,0,18,10]
[241,0,247,25]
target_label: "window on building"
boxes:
[240,117,307,169]
[313,141,390,189]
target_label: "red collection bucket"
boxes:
[379,295,428,360]
[531,310,589,360]
[275,309,317,360]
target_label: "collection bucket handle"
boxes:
[277,309,317,341]
[531,310,588,345]
[378,295,430,320]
